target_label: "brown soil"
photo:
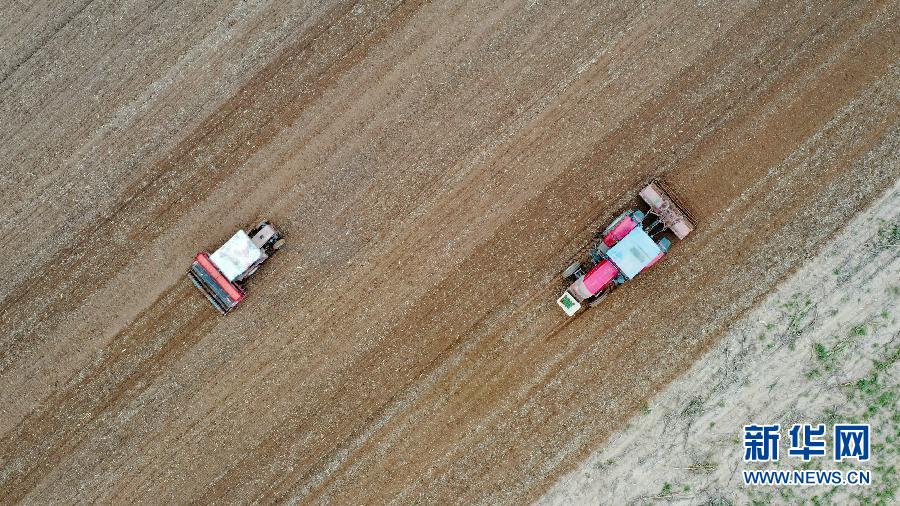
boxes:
[0,0,897,503]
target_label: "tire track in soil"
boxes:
[0,285,216,503]
[0,0,94,85]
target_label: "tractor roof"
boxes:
[606,227,663,279]
[210,230,263,281]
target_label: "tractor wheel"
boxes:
[563,261,582,279]
[272,238,285,251]
[588,293,608,307]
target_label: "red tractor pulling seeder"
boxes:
[556,182,695,316]
[187,220,284,314]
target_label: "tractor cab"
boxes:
[605,227,665,279]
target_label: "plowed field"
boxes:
[1,0,897,502]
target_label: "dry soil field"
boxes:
[0,0,898,503]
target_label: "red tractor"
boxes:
[556,182,694,316]
[188,220,284,314]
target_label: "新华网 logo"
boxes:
[741,423,872,486]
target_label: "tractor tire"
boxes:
[588,293,608,307]
[563,261,582,279]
